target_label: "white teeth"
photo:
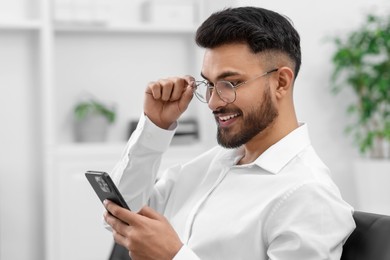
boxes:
[219,113,239,121]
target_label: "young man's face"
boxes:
[201,43,278,148]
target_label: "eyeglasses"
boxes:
[192,68,278,104]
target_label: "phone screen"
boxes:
[85,171,130,210]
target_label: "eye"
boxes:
[223,76,242,85]
[226,80,241,87]
[206,81,214,87]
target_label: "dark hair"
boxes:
[195,6,301,78]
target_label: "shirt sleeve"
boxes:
[264,181,356,260]
[173,245,201,260]
[109,114,177,212]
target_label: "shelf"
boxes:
[54,141,207,160]
[55,142,126,153]
[54,23,197,34]
[0,20,42,31]
[55,141,206,152]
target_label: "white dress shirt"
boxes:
[110,115,355,260]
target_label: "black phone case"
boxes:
[85,171,130,210]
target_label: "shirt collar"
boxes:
[252,123,311,174]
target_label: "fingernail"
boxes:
[103,199,108,206]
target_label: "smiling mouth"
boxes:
[214,112,241,128]
[218,113,240,121]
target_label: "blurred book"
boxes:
[128,118,199,145]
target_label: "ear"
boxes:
[274,67,294,99]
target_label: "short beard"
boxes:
[217,87,278,148]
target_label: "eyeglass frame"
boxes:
[192,68,278,104]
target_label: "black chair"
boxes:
[109,243,131,260]
[341,211,390,260]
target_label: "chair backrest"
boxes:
[109,243,131,260]
[341,211,390,260]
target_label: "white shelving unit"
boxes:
[46,1,216,259]
[0,20,42,30]
[49,0,221,259]
[55,23,197,33]
[1,0,235,259]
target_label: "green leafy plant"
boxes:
[330,13,390,158]
[74,99,116,124]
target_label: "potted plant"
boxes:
[73,98,116,142]
[330,12,390,214]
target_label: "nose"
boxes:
[208,88,227,111]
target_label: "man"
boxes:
[104,6,355,260]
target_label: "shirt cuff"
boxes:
[135,114,177,152]
[173,245,200,260]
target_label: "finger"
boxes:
[146,81,162,99]
[178,85,194,111]
[159,79,174,101]
[104,210,129,233]
[138,206,165,221]
[104,200,133,224]
[183,75,196,85]
[104,210,134,252]
[104,200,144,226]
[169,77,187,101]
[112,228,128,247]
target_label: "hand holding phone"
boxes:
[85,171,130,210]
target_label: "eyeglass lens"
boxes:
[194,81,235,103]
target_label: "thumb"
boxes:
[178,85,194,112]
[138,206,165,221]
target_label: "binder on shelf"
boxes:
[128,118,199,145]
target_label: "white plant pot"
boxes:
[354,158,390,215]
[74,114,109,142]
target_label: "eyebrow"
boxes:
[200,71,242,82]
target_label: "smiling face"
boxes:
[201,43,279,148]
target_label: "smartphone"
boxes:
[85,171,130,210]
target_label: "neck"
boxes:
[238,112,299,165]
